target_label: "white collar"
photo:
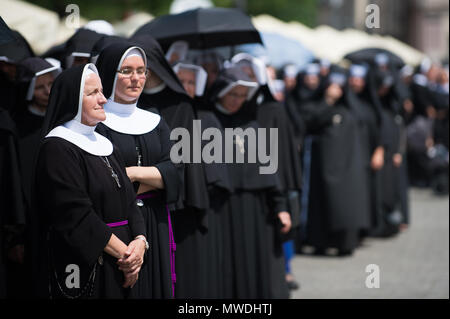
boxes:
[45,119,113,156]
[28,104,46,117]
[102,98,161,135]
[215,102,232,115]
[143,82,166,95]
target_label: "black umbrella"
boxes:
[0,17,34,62]
[344,47,404,68]
[132,7,262,51]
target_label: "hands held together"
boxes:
[117,237,147,288]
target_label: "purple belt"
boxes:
[136,192,158,200]
[136,191,176,298]
[107,220,128,228]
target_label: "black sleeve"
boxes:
[36,139,113,266]
[284,92,306,137]
[154,118,184,204]
[301,100,339,133]
[266,175,288,218]
[112,147,146,239]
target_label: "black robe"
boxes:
[139,89,214,298]
[213,107,289,299]
[0,109,26,298]
[194,105,233,299]
[96,119,180,299]
[34,138,146,298]
[301,98,370,252]
[255,92,303,237]
[347,89,384,235]
[375,94,409,236]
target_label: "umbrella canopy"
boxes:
[0,16,34,62]
[343,47,405,68]
[132,7,262,51]
[236,32,314,69]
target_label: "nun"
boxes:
[32,63,147,298]
[346,64,385,237]
[232,53,303,289]
[131,35,212,298]
[6,57,61,297]
[208,65,291,299]
[285,63,322,143]
[95,43,181,299]
[370,69,409,235]
[300,71,370,256]
[0,108,26,298]
[174,59,233,298]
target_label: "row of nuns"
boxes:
[0,20,301,299]
[281,55,449,255]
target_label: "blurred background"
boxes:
[0,0,448,65]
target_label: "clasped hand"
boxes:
[117,239,146,288]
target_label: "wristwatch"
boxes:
[135,235,149,251]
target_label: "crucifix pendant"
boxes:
[102,157,121,188]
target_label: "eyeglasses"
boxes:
[117,67,148,78]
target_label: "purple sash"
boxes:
[107,220,128,228]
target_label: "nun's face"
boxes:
[202,62,219,89]
[304,74,320,90]
[241,65,257,82]
[0,61,17,81]
[349,76,365,94]
[114,56,146,104]
[33,72,54,108]
[82,73,107,126]
[220,85,249,114]
[325,83,343,103]
[177,68,196,99]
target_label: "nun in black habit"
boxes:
[208,65,291,299]
[173,60,233,298]
[301,71,370,255]
[32,63,147,298]
[131,35,212,298]
[14,58,61,209]
[0,108,26,298]
[95,43,181,299]
[7,57,60,298]
[232,52,303,287]
[284,63,323,147]
[369,69,409,236]
[346,64,385,237]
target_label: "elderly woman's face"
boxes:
[177,68,196,99]
[114,55,146,103]
[220,85,249,114]
[82,73,107,126]
[33,72,54,108]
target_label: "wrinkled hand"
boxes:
[278,211,292,234]
[117,239,145,288]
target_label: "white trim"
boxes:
[173,63,208,96]
[217,80,259,101]
[102,99,161,135]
